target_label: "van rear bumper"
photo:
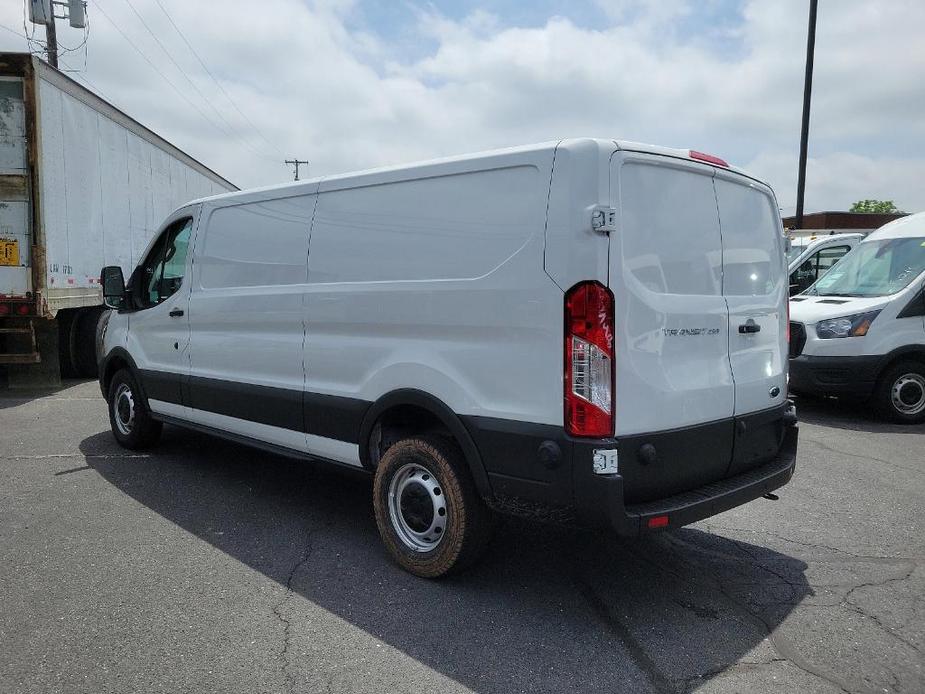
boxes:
[601,425,797,536]
[468,408,798,535]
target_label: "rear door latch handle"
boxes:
[169,308,185,317]
[738,320,760,334]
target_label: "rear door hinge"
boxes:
[591,206,617,234]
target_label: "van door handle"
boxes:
[738,320,760,334]
[169,308,185,317]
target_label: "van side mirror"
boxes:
[101,266,126,309]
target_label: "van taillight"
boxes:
[564,281,614,437]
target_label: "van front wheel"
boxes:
[874,361,925,424]
[373,436,493,578]
[107,368,163,449]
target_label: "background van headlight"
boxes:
[815,310,881,339]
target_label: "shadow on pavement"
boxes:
[792,393,924,434]
[80,426,812,693]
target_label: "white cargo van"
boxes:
[787,233,863,296]
[789,212,925,423]
[97,139,798,577]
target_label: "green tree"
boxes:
[849,199,903,213]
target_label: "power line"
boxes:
[90,0,242,147]
[0,22,28,40]
[116,0,276,163]
[150,0,286,159]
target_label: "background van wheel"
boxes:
[107,368,163,449]
[873,361,925,424]
[373,436,493,578]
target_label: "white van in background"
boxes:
[97,139,798,577]
[789,212,925,423]
[787,234,864,296]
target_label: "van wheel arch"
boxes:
[359,390,494,501]
[100,349,145,401]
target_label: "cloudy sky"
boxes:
[2,0,923,214]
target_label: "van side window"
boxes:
[791,245,849,293]
[137,218,193,307]
[816,245,850,275]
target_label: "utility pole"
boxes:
[285,159,309,181]
[45,10,58,68]
[795,0,818,230]
[28,1,86,70]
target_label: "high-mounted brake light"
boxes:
[564,281,614,438]
[689,150,729,167]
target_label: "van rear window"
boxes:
[619,162,723,296]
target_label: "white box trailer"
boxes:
[0,53,236,383]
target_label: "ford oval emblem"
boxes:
[769,386,781,398]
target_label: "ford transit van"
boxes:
[98,139,798,577]
[787,233,863,295]
[789,212,925,423]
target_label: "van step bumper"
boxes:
[605,425,797,536]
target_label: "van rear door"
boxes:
[609,153,735,501]
[714,172,788,476]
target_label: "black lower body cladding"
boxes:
[789,354,881,399]
[107,358,798,536]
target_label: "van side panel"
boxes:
[185,194,317,451]
[542,139,611,291]
[303,154,568,495]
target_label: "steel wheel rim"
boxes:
[387,462,447,553]
[891,373,925,416]
[113,383,136,435]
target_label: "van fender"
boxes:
[358,389,494,501]
[877,344,925,372]
[98,347,144,400]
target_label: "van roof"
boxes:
[187,138,766,206]
[864,211,925,241]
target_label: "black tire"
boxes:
[107,368,163,449]
[872,361,925,424]
[57,310,80,379]
[373,435,494,578]
[74,307,105,378]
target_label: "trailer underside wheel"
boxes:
[74,306,105,379]
[57,309,80,379]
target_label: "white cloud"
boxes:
[0,0,922,214]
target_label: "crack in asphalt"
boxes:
[802,436,925,478]
[841,564,923,657]
[648,534,859,694]
[271,522,328,694]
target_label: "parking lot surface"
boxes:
[1,380,923,694]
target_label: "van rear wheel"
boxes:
[373,436,493,578]
[873,361,925,424]
[107,368,163,449]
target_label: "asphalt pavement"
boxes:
[0,381,922,693]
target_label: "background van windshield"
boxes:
[811,237,925,297]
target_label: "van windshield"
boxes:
[808,236,925,297]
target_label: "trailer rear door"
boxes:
[0,77,30,297]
